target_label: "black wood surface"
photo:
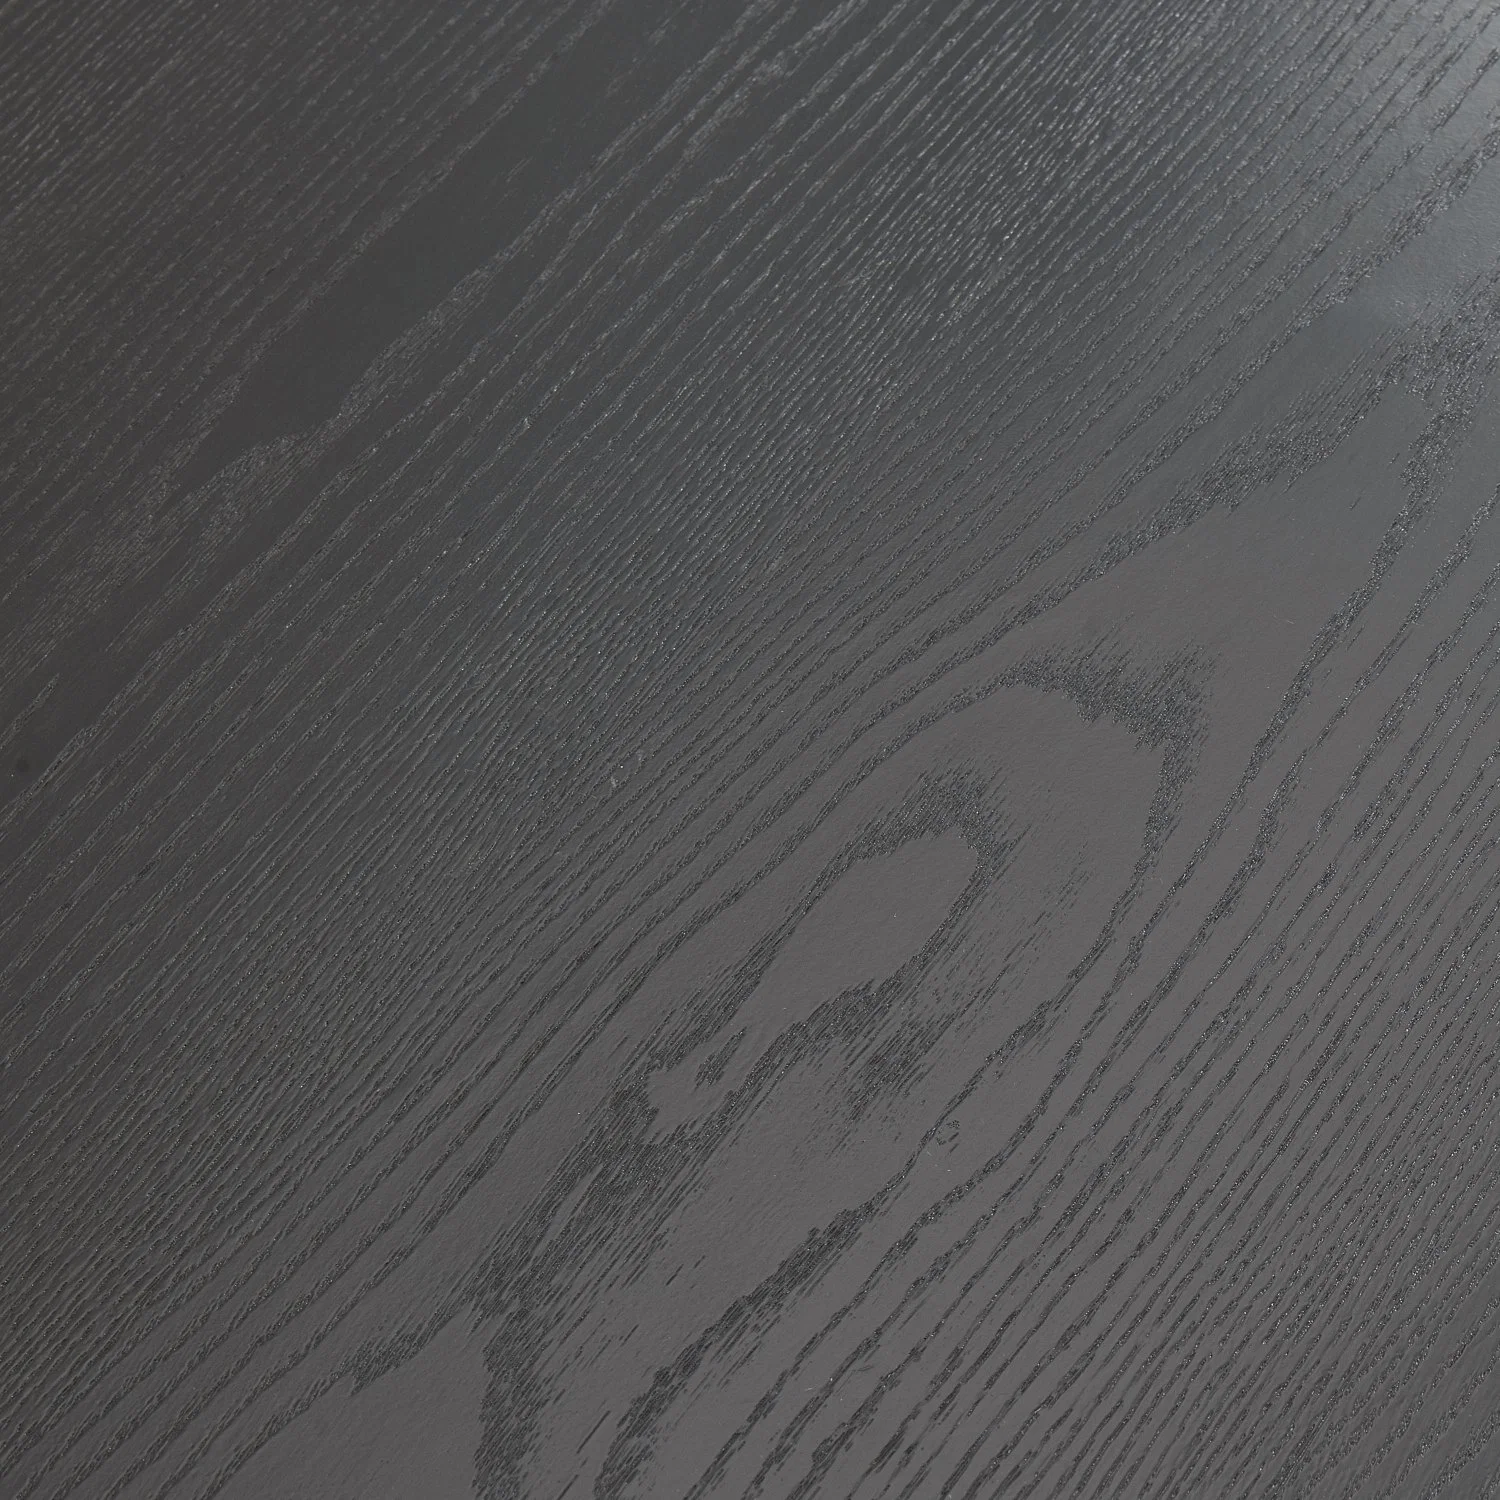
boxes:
[9,1,1500,1496]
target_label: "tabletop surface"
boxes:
[8,2,1500,1497]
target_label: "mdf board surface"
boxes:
[7,1,1500,1497]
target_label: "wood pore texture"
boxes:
[8,0,1500,1497]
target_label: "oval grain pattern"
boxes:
[8,1,1500,1497]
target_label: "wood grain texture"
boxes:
[8,0,1500,1495]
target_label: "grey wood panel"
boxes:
[7,1,1500,1497]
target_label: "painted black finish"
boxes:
[8,1,1500,1497]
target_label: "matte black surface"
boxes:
[8,1,1500,1496]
